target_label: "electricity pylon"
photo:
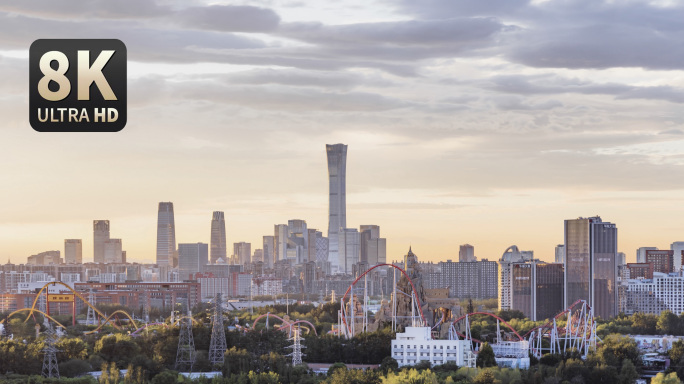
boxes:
[209,293,227,366]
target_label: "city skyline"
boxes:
[2,1,684,264]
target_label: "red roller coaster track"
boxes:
[450,312,524,344]
[341,263,428,336]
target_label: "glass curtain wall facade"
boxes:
[210,211,227,264]
[326,144,347,274]
[156,202,177,267]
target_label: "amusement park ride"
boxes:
[0,253,599,372]
[337,257,599,364]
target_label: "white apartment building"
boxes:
[391,327,476,367]
[623,271,684,315]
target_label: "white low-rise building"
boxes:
[391,327,476,367]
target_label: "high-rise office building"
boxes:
[671,242,684,272]
[555,245,565,264]
[327,144,347,271]
[564,216,617,319]
[459,244,476,262]
[307,229,318,263]
[93,220,110,263]
[509,260,564,321]
[274,224,288,262]
[64,239,82,264]
[178,243,208,281]
[498,245,533,311]
[210,211,227,264]
[360,225,386,265]
[617,252,626,266]
[338,228,359,274]
[263,236,275,268]
[104,239,123,263]
[233,242,251,265]
[156,202,177,267]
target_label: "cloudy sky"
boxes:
[1,0,684,265]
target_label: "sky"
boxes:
[1,0,684,265]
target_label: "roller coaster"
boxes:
[340,263,598,360]
[0,281,139,334]
[249,312,319,336]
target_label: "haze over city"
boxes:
[2,0,684,264]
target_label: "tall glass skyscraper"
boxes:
[93,220,110,264]
[156,202,177,267]
[564,216,617,319]
[326,144,347,273]
[210,211,227,264]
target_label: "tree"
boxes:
[472,369,496,384]
[596,334,640,368]
[150,370,179,384]
[380,356,399,374]
[100,361,121,384]
[672,341,684,363]
[58,359,92,378]
[658,311,680,335]
[327,362,347,376]
[476,343,496,368]
[632,312,658,334]
[95,334,140,365]
[57,337,89,361]
[467,299,475,315]
[617,359,639,384]
[652,372,683,384]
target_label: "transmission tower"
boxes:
[86,290,97,326]
[285,325,305,366]
[175,311,195,372]
[209,293,227,366]
[42,321,60,378]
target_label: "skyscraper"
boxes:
[326,144,347,272]
[64,239,82,264]
[156,202,177,267]
[233,242,251,265]
[671,242,684,272]
[93,220,110,263]
[210,211,227,264]
[564,216,617,319]
[360,225,386,265]
[459,244,476,262]
[274,224,288,262]
[498,245,533,311]
[104,239,123,263]
[178,243,208,281]
[338,228,359,274]
[263,236,275,268]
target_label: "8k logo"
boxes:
[29,39,127,132]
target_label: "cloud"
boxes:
[482,74,684,104]
[173,5,281,32]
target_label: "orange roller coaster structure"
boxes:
[0,308,67,329]
[84,310,140,335]
[18,281,138,332]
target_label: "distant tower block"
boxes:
[156,202,177,267]
[210,211,227,264]
[93,220,110,263]
[326,144,347,273]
